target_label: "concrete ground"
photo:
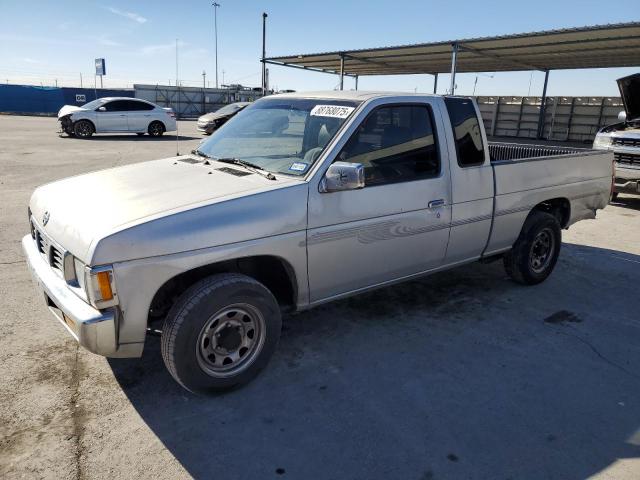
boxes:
[1,115,639,480]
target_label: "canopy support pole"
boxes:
[355,75,358,90]
[339,54,345,90]
[433,73,438,94]
[537,70,550,139]
[449,43,458,94]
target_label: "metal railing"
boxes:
[488,142,586,162]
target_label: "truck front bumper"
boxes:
[22,235,118,356]
[614,165,640,195]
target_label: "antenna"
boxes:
[175,38,180,156]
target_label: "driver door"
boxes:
[307,100,452,303]
[95,100,129,132]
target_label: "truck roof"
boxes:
[270,90,441,101]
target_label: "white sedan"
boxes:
[58,97,177,138]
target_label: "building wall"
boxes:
[0,84,133,115]
[476,96,624,143]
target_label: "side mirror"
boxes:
[319,161,365,193]
[97,106,106,112]
[618,111,627,122]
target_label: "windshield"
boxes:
[196,97,361,176]
[215,103,246,115]
[80,99,107,110]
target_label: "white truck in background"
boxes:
[593,73,640,198]
[24,91,614,393]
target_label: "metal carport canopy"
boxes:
[265,22,640,76]
[264,21,640,138]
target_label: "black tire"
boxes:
[148,121,165,137]
[161,273,282,394]
[136,132,145,136]
[73,120,94,138]
[503,211,561,285]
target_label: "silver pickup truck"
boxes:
[23,92,614,393]
[593,73,640,198]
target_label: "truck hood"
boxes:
[617,73,640,122]
[29,156,301,264]
[58,105,87,119]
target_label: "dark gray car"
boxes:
[196,102,250,135]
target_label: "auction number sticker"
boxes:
[310,105,355,119]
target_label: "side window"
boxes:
[444,97,485,167]
[127,100,154,111]
[338,104,440,187]
[102,100,129,112]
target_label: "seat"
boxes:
[303,124,332,164]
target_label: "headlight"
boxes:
[593,135,612,149]
[85,266,118,308]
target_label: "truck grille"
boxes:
[614,152,640,167]
[31,221,67,276]
[612,137,640,147]
[50,245,64,272]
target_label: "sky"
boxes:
[0,0,638,96]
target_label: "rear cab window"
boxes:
[444,97,486,167]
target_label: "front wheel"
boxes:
[73,120,94,138]
[503,211,561,285]
[161,273,282,394]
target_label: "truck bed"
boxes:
[483,143,613,256]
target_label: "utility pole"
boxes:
[261,12,268,96]
[202,70,206,114]
[80,72,83,88]
[212,2,220,88]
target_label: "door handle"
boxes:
[119,114,126,117]
[428,199,445,208]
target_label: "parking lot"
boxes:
[1,114,639,479]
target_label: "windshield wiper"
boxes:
[215,157,277,180]
[191,148,210,159]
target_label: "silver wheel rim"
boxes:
[529,227,555,274]
[195,303,266,378]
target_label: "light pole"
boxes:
[212,2,220,88]
[261,12,268,96]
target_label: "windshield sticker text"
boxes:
[310,105,355,119]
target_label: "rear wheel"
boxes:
[161,273,282,394]
[503,211,561,285]
[73,120,94,138]
[148,121,165,137]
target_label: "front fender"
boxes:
[111,230,308,348]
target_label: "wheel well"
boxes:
[530,197,571,228]
[147,255,297,326]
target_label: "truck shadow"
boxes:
[108,243,640,480]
